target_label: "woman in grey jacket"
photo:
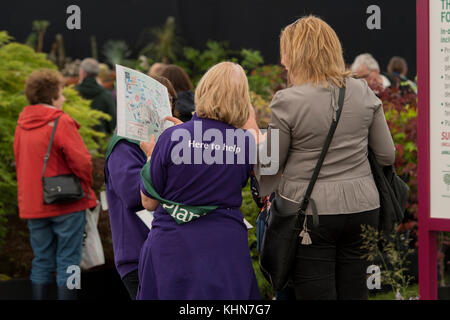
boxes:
[245,16,396,300]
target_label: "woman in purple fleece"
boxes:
[137,62,261,300]
[104,76,179,299]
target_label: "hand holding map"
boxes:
[140,134,156,158]
[116,64,173,141]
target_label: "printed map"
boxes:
[116,64,173,141]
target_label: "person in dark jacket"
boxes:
[159,64,195,122]
[76,58,116,133]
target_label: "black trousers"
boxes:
[290,208,379,300]
[122,269,139,300]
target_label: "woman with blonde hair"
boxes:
[137,62,260,300]
[246,16,395,299]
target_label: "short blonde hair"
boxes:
[280,15,350,87]
[195,62,251,128]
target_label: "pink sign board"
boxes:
[417,0,450,300]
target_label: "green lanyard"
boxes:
[105,133,142,160]
[140,161,218,224]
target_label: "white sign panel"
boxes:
[430,0,450,218]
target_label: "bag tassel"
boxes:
[299,215,312,245]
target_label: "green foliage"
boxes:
[241,183,274,300]
[0,31,12,47]
[24,32,37,50]
[0,31,108,250]
[250,91,272,128]
[0,34,57,248]
[137,17,284,97]
[102,40,132,67]
[369,283,419,300]
[139,16,180,65]
[361,224,416,299]
[380,88,418,222]
[178,41,233,85]
[177,40,284,100]
[32,20,50,33]
[102,40,150,72]
[240,49,264,71]
[248,65,284,100]
[32,20,50,53]
[0,274,11,281]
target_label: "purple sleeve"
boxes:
[139,180,152,199]
[108,141,147,210]
[140,133,169,199]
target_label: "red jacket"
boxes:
[14,105,97,219]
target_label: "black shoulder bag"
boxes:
[42,116,85,204]
[259,84,346,291]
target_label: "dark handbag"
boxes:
[259,84,346,291]
[42,116,85,204]
[367,149,409,235]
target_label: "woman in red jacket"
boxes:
[14,69,97,300]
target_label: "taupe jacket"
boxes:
[256,77,396,215]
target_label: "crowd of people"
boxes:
[13,15,416,300]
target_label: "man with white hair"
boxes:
[76,58,116,133]
[351,53,391,92]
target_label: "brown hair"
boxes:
[150,75,181,119]
[159,64,194,92]
[148,62,167,77]
[387,56,408,75]
[280,15,351,87]
[25,69,64,105]
[195,62,251,128]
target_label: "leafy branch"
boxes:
[361,224,416,299]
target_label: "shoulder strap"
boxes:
[42,116,61,178]
[299,84,346,226]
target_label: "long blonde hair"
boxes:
[195,62,251,128]
[280,15,350,87]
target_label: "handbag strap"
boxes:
[299,84,346,227]
[42,116,61,178]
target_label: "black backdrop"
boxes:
[0,0,417,77]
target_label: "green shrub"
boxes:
[0,31,109,250]
[177,41,233,85]
[240,49,264,71]
[248,65,284,100]
[139,16,180,65]
[361,224,416,299]
[177,40,284,101]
